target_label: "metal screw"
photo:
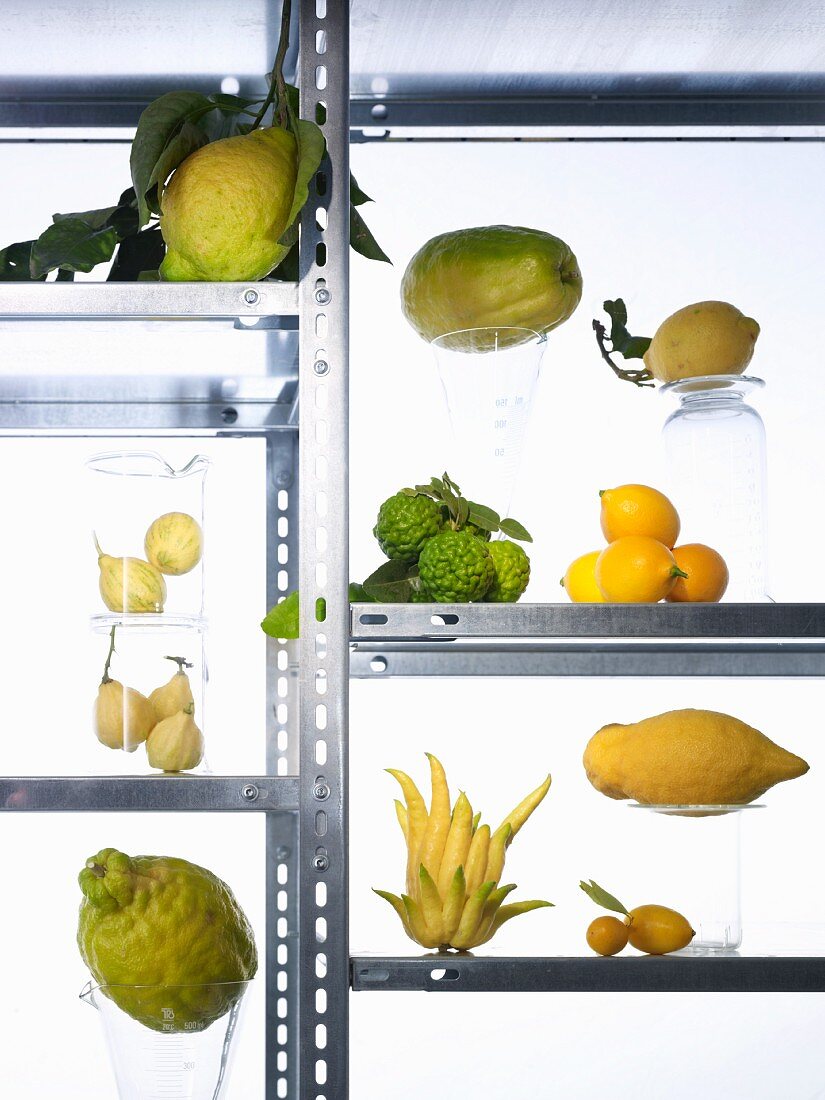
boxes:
[315,288,331,305]
[276,470,291,487]
[313,359,330,377]
[242,784,259,802]
[313,782,330,801]
[276,846,291,861]
[313,854,329,872]
[221,407,238,424]
[243,288,260,305]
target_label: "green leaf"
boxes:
[499,518,533,543]
[30,218,118,278]
[350,174,372,206]
[279,118,326,242]
[466,509,498,533]
[348,582,376,603]
[0,241,45,282]
[130,91,213,227]
[52,205,118,230]
[361,559,418,603]
[261,590,300,639]
[108,226,165,282]
[466,502,501,525]
[456,496,470,528]
[350,204,392,264]
[201,93,259,141]
[429,477,446,496]
[603,299,651,361]
[268,239,299,282]
[579,879,630,917]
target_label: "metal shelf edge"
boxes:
[0,775,298,812]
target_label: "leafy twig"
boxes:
[593,299,655,388]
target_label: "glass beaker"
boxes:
[431,327,546,518]
[661,376,768,601]
[80,979,251,1100]
[629,804,762,954]
[87,451,209,621]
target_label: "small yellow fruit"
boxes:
[94,680,155,752]
[561,551,606,603]
[144,512,203,576]
[148,666,194,723]
[584,708,810,805]
[599,484,680,547]
[96,539,166,613]
[586,915,629,956]
[626,905,695,954]
[667,543,729,603]
[643,300,760,383]
[595,536,686,603]
[146,705,204,772]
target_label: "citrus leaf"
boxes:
[467,502,501,525]
[499,518,533,543]
[279,118,326,242]
[350,203,391,263]
[108,227,165,282]
[466,509,497,533]
[579,879,629,916]
[603,298,651,360]
[350,174,372,206]
[261,590,300,639]
[52,205,118,230]
[430,477,446,495]
[348,582,376,603]
[0,240,45,282]
[130,91,213,227]
[201,93,260,141]
[456,496,470,527]
[30,218,118,277]
[362,559,417,602]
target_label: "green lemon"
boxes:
[485,539,531,602]
[373,491,445,562]
[160,127,297,282]
[78,849,258,1032]
[418,529,494,602]
[401,225,583,346]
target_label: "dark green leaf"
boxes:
[130,91,213,227]
[350,174,372,206]
[279,118,326,242]
[30,218,118,278]
[362,559,418,602]
[55,267,75,282]
[261,590,300,639]
[466,509,497,533]
[442,472,462,495]
[467,502,501,525]
[603,298,627,328]
[0,241,45,282]
[603,298,651,361]
[499,518,533,543]
[268,239,299,282]
[579,879,630,916]
[108,226,165,282]
[456,496,470,528]
[429,477,446,496]
[350,204,391,264]
[201,93,259,141]
[53,205,117,230]
[348,582,376,603]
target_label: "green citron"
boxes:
[418,529,494,603]
[401,225,583,346]
[78,848,258,1032]
[485,540,531,602]
[643,301,760,383]
[160,127,298,282]
[373,491,445,562]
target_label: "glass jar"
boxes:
[661,375,768,601]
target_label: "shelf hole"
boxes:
[316,1023,327,1049]
[315,66,327,91]
[316,563,328,588]
[371,103,388,120]
[315,633,327,658]
[315,313,328,338]
[316,988,327,1014]
[358,968,389,983]
[277,864,288,885]
[277,1050,287,1071]
[316,668,328,694]
[278,676,288,698]
[278,971,288,992]
[278,1024,287,1045]
[315,953,327,978]
[277,996,287,1019]
[278,569,288,592]
[316,207,328,230]
[359,613,388,625]
[315,595,327,622]
[277,757,288,775]
[315,419,328,444]
[315,810,327,836]
[316,491,328,516]
[315,738,327,765]
[315,527,328,552]
[316,101,327,126]
[316,171,327,196]
[278,490,289,510]
[430,968,460,982]
[277,918,287,937]
[432,613,460,626]
[277,944,288,965]
[369,656,388,673]
[277,1081,287,1099]
[316,241,327,267]
[316,0,327,17]
[315,916,327,943]
[315,704,328,731]
[316,882,327,907]
[316,29,327,54]
[277,729,288,752]
[277,651,288,671]
[277,890,287,912]
[316,1059,327,1085]
[278,544,288,564]
[278,516,288,537]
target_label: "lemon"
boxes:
[160,127,297,282]
[666,543,729,603]
[595,536,686,603]
[599,484,680,548]
[561,550,606,603]
[78,848,257,1032]
[626,905,695,954]
[643,300,760,383]
[144,511,202,576]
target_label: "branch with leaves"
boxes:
[592,299,654,388]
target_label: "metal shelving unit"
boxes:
[2,1,825,1097]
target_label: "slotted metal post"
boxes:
[298,1,350,1096]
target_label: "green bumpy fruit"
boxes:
[373,492,445,562]
[401,225,583,346]
[78,849,258,1032]
[160,127,297,282]
[418,529,495,603]
[485,540,531,602]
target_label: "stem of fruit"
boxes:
[592,319,655,388]
[87,862,106,878]
[101,626,116,685]
[671,567,690,579]
[164,655,193,673]
[250,0,292,132]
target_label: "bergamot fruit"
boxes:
[373,491,444,562]
[418,529,494,602]
[160,127,297,282]
[485,539,531,602]
[78,848,257,1032]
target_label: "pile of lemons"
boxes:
[562,483,728,604]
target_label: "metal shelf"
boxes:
[0,775,298,812]
[0,281,298,322]
[351,954,825,994]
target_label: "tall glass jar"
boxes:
[661,375,768,601]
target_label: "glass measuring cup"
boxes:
[80,979,251,1099]
[431,327,546,519]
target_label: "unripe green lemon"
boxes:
[160,127,298,282]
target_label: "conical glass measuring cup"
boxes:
[431,327,546,519]
[80,979,251,1099]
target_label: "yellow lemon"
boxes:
[626,905,695,955]
[643,300,760,383]
[586,915,629,956]
[666,543,729,603]
[160,126,297,282]
[561,550,606,603]
[595,536,686,603]
[599,484,680,547]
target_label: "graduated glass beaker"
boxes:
[661,376,768,601]
[80,979,251,1100]
[431,326,545,518]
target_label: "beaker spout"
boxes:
[79,980,99,1010]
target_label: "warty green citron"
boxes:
[160,126,298,282]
